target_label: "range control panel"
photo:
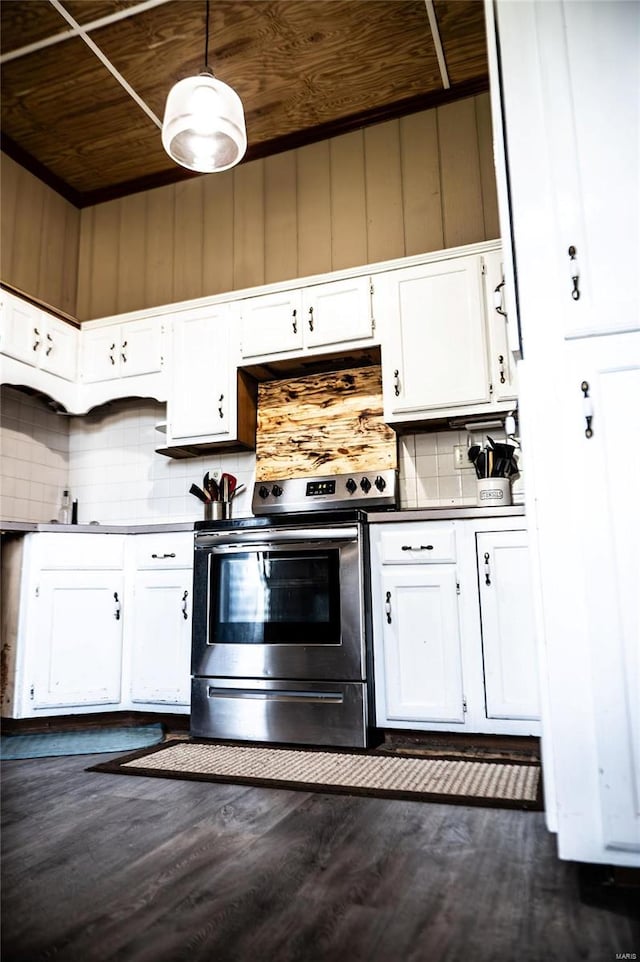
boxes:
[251,469,398,515]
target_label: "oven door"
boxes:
[192,525,366,681]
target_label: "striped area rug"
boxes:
[90,740,542,810]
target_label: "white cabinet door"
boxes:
[40,315,77,382]
[130,570,191,705]
[305,276,373,349]
[167,304,233,443]
[240,290,303,360]
[379,565,465,724]
[240,276,375,362]
[477,530,539,720]
[81,318,163,383]
[560,334,640,854]
[383,254,490,418]
[1,293,43,366]
[0,292,77,382]
[32,570,124,709]
[482,250,517,404]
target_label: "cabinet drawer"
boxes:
[133,532,194,569]
[378,525,456,563]
[36,533,125,569]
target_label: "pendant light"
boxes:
[161,0,246,173]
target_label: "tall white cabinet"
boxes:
[488,0,640,864]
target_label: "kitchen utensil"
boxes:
[221,473,237,500]
[468,445,481,464]
[189,483,210,503]
[207,477,219,501]
[229,483,245,500]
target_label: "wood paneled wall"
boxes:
[76,93,499,320]
[0,154,80,317]
[1,93,499,322]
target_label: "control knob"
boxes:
[345,478,357,494]
[271,484,284,497]
[258,485,270,499]
[360,477,372,493]
[374,475,386,492]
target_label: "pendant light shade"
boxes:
[162,71,246,172]
[161,1,246,173]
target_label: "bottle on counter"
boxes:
[59,489,71,525]
[71,499,78,524]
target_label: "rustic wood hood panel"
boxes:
[255,366,397,481]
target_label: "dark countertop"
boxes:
[0,521,196,535]
[2,504,526,535]
[368,504,526,522]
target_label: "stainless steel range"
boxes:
[191,469,397,748]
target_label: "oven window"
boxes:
[210,550,341,644]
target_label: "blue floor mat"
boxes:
[0,724,164,760]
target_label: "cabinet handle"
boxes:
[114,591,121,619]
[121,340,127,363]
[393,369,400,397]
[568,245,580,301]
[292,309,297,334]
[484,552,491,586]
[110,343,116,365]
[308,306,314,331]
[46,332,53,356]
[581,381,594,438]
[385,590,392,624]
[498,355,506,385]
[493,279,507,316]
[218,393,224,418]
[33,328,40,351]
[182,590,189,620]
[401,544,434,551]
[151,552,176,559]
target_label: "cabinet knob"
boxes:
[33,328,40,352]
[498,355,506,385]
[308,306,314,331]
[218,393,224,418]
[385,590,392,624]
[568,246,580,301]
[151,552,176,559]
[493,279,507,317]
[182,590,189,620]
[113,591,121,619]
[581,381,594,438]
[292,309,297,334]
[484,552,491,586]
[393,369,400,397]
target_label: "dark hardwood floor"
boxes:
[1,752,637,962]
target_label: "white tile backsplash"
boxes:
[1,386,524,522]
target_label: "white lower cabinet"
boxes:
[128,533,193,707]
[477,530,540,721]
[5,530,193,718]
[32,568,124,710]
[380,565,465,724]
[371,518,540,735]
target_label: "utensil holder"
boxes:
[476,478,512,507]
[204,501,230,521]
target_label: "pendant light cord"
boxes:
[204,0,211,72]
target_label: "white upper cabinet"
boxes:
[80,317,164,383]
[482,249,517,403]
[167,304,232,443]
[381,249,515,424]
[165,303,256,450]
[1,289,77,382]
[239,275,375,362]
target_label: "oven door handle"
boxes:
[195,525,359,548]
[207,686,345,704]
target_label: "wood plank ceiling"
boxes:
[0,0,489,208]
